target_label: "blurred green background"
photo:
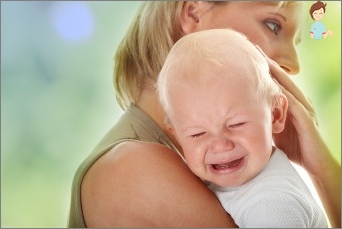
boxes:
[1,1,340,227]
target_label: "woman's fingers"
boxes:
[268,59,315,114]
[255,45,315,115]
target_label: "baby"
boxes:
[157,29,328,228]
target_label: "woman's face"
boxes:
[194,2,301,75]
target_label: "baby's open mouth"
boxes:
[212,157,244,171]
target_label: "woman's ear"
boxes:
[180,1,204,34]
[272,94,288,134]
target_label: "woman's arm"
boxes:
[81,141,237,227]
[265,55,341,227]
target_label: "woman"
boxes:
[68,2,340,227]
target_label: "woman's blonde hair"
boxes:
[113,1,299,110]
[113,2,184,110]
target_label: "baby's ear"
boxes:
[272,94,288,134]
[166,122,175,135]
[166,121,181,143]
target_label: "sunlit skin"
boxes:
[166,63,284,187]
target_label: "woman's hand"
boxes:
[260,50,341,227]
[267,56,321,170]
[255,45,330,172]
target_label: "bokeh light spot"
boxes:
[50,2,94,42]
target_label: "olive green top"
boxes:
[67,105,181,227]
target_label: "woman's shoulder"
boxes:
[82,140,185,192]
[94,140,186,172]
[81,140,236,227]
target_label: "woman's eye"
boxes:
[265,20,281,35]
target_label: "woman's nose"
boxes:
[276,43,300,75]
[210,134,234,153]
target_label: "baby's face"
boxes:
[167,66,274,187]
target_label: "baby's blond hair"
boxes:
[157,29,283,115]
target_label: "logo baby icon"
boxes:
[309,1,333,40]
